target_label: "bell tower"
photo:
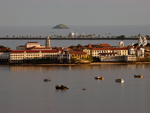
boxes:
[45,35,51,48]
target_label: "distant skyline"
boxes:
[0,0,150,26]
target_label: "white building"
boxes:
[0,52,10,62]
[129,47,144,57]
[10,50,61,63]
[92,48,128,58]
[68,31,74,38]
[16,37,51,50]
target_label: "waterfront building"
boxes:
[0,48,11,62]
[125,55,136,62]
[68,51,88,59]
[129,47,144,57]
[10,50,61,63]
[92,48,128,58]
[99,53,126,62]
[0,52,10,62]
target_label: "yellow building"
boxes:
[68,51,88,59]
[83,48,91,56]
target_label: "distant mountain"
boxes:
[52,24,70,29]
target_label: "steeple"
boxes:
[138,36,143,46]
[45,35,51,48]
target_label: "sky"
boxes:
[0,0,150,26]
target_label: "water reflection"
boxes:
[1,64,150,113]
[9,64,150,71]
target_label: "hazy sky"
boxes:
[0,0,150,26]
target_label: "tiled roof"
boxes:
[27,42,39,43]
[0,48,11,52]
[68,51,87,55]
[92,48,128,50]
[18,45,26,47]
[99,52,117,55]
[26,47,51,50]
[11,50,59,53]
[100,44,111,47]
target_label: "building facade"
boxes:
[10,50,61,63]
[92,48,128,58]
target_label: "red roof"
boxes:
[27,42,39,43]
[0,48,11,52]
[25,46,51,50]
[92,48,128,50]
[68,51,87,55]
[11,50,59,53]
[99,53,117,55]
[100,44,111,47]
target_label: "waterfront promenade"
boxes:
[0,37,147,40]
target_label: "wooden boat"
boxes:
[55,85,69,90]
[95,76,104,80]
[43,78,51,82]
[116,78,124,83]
[134,74,144,78]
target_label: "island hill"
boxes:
[52,24,70,29]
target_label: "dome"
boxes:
[118,41,124,46]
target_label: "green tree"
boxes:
[77,44,82,48]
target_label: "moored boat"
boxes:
[116,78,124,83]
[43,78,51,82]
[55,85,69,90]
[95,76,104,80]
[134,74,144,78]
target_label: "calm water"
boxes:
[0,25,150,49]
[0,64,150,113]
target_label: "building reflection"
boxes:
[9,64,150,72]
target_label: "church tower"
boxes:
[138,37,143,46]
[45,35,51,48]
[143,36,147,47]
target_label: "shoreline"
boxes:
[1,62,150,66]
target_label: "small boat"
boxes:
[94,76,104,80]
[116,78,124,83]
[55,85,69,90]
[43,78,51,82]
[134,74,144,78]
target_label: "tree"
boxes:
[146,35,150,38]
[77,44,82,48]
[138,34,141,37]
[116,35,125,39]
